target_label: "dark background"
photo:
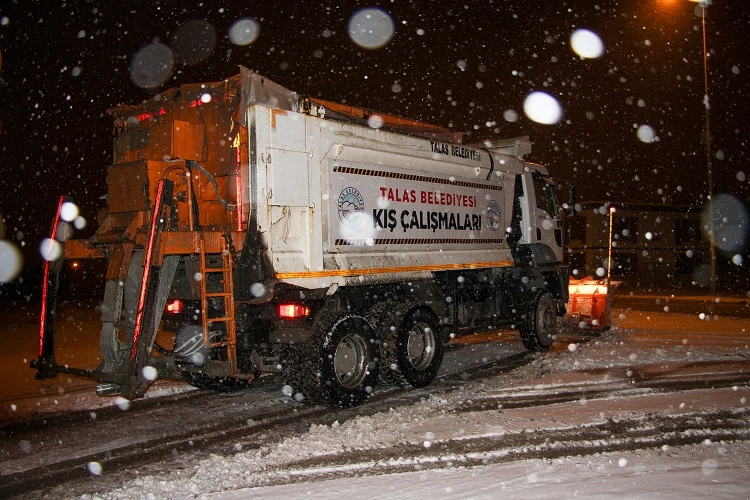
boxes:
[1,0,748,295]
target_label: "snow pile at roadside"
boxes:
[81,393,463,497]
[76,324,750,499]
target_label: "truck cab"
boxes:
[516,165,573,266]
[503,164,574,330]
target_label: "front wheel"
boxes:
[299,314,379,407]
[519,290,557,351]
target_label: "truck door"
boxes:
[265,109,310,207]
[255,106,316,271]
[524,168,564,263]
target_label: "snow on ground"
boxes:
[2,303,748,498]
[210,441,750,500]
[0,298,196,422]
[66,314,750,500]
[78,385,749,499]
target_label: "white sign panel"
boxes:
[328,164,506,250]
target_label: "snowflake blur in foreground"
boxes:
[570,29,605,59]
[348,7,395,49]
[142,366,158,382]
[367,114,384,129]
[87,462,103,476]
[60,202,79,222]
[228,18,261,46]
[503,109,519,122]
[702,193,749,254]
[130,42,174,89]
[0,240,23,282]
[523,92,563,125]
[39,238,63,262]
[637,124,657,143]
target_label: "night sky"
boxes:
[1,0,748,275]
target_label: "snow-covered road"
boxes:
[211,441,750,500]
[1,304,749,498]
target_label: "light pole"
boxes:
[607,206,615,293]
[689,0,716,294]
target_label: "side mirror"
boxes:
[563,181,576,217]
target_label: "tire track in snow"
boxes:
[250,409,750,489]
[2,335,748,497]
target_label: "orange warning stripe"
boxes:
[275,261,514,280]
[335,238,503,246]
[309,97,449,133]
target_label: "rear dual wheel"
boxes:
[380,306,444,388]
[296,314,379,408]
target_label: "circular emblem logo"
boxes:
[338,187,365,228]
[486,200,501,231]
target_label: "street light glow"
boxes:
[689,1,712,11]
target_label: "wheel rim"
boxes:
[333,332,370,389]
[406,322,436,370]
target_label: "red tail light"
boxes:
[166,299,184,314]
[278,304,310,319]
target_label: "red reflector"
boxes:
[278,304,310,319]
[166,300,184,314]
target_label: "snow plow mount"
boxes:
[32,180,244,400]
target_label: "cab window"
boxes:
[532,172,559,218]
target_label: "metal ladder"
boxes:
[198,235,237,373]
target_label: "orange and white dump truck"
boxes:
[34,69,574,407]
